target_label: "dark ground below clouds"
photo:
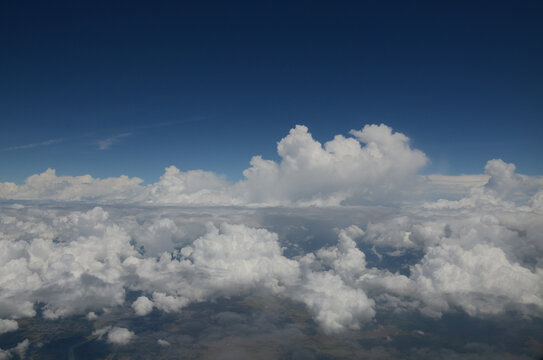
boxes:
[2,295,542,360]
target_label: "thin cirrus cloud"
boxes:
[96,132,133,150]
[95,119,202,150]
[0,137,68,152]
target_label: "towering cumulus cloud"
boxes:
[238,124,427,205]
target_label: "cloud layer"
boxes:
[0,123,542,356]
[1,158,541,334]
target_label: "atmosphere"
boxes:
[2,1,542,183]
[1,1,542,359]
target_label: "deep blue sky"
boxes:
[1,0,542,183]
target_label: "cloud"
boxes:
[97,132,133,150]
[0,168,144,202]
[157,339,170,346]
[94,326,135,345]
[0,137,67,152]
[0,186,542,334]
[0,319,17,334]
[132,296,154,316]
[409,243,543,318]
[107,326,135,345]
[0,125,542,339]
[238,124,427,205]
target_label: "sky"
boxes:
[1,0,542,184]
[1,2,543,359]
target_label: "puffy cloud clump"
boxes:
[410,243,543,318]
[132,296,154,316]
[0,203,384,333]
[0,339,29,360]
[144,166,238,205]
[107,327,135,345]
[357,159,543,318]
[238,124,427,205]
[0,319,18,334]
[0,207,135,319]
[282,226,376,333]
[93,326,135,345]
[0,169,143,202]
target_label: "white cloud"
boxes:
[97,132,133,150]
[0,168,143,202]
[0,137,67,152]
[157,339,170,346]
[294,271,375,333]
[238,124,427,205]
[132,296,154,316]
[0,339,29,360]
[0,207,135,319]
[409,243,543,318]
[0,319,18,334]
[144,166,237,205]
[0,134,542,338]
[107,326,135,345]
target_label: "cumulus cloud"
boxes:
[0,206,134,319]
[0,127,542,340]
[132,296,154,316]
[410,243,543,318]
[0,319,17,335]
[107,326,135,345]
[93,326,135,345]
[0,339,29,360]
[238,124,427,205]
[0,168,143,202]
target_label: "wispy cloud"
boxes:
[97,133,133,150]
[0,137,67,152]
[95,118,204,151]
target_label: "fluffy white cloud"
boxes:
[238,124,427,205]
[410,243,543,318]
[0,169,143,202]
[0,207,134,319]
[0,320,17,335]
[0,339,29,360]
[288,226,379,333]
[357,159,543,319]
[0,153,542,336]
[132,296,154,316]
[107,326,135,345]
[145,167,237,205]
[93,326,135,345]
[294,271,375,333]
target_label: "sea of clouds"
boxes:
[0,124,542,356]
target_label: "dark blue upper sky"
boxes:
[1,0,542,183]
